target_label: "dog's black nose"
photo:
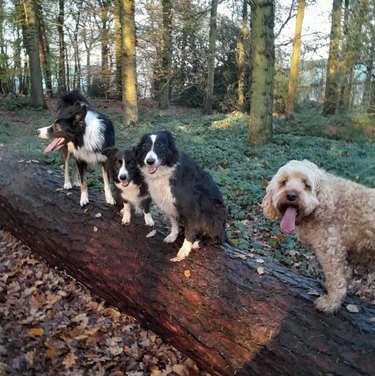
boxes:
[146,158,155,166]
[286,191,298,202]
[119,174,127,180]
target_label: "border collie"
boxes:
[37,91,115,207]
[135,130,228,262]
[102,147,154,226]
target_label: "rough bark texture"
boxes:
[286,0,305,114]
[0,147,374,376]
[248,0,275,146]
[120,0,139,125]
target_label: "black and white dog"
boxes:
[135,130,228,262]
[37,91,115,207]
[102,147,154,226]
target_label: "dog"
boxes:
[102,147,154,227]
[135,130,228,262]
[37,91,115,207]
[262,159,375,313]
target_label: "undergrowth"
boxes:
[1,99,374,273]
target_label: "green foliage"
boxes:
[1,99,374,272]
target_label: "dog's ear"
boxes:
[262,181,278,220]
[102,147,119,159]
[73,104,87,126]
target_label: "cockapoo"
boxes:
[262,159,375,313]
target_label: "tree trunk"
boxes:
[114,0,122,97]
[202,0,218,115]
[322,0,342,115]
[57,0,66,94]
[120,0,139,125]
[236,0,248,113]
[362,32,375,111]
[248,0,275,146]
[100,0,111,98]
[158,0,173,110]
[286,0,305,114]
[22,0,46,107]
[0,147,374,376]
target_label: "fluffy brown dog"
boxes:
[262,159,375,313]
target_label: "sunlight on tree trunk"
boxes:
[286,0,305,114]
[203,0,218,115]
[236,0,248,113]
[100,0,111,98]
[115,0,122,97]
[57,0,66,94]
[158,0,173,110]
[362,30,375,111]
[22,0,46,108]
[120,0,138,126]
[248,0,275,146]
[322,0,342,115]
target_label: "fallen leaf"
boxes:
[29,327,44,337]
[184,270,191,278]
[95,212,102,218]
[257,267,264,275]
[234,253,247,259]
[307,288,320,296]
[146,229,156,238]
[93,226,98,232]
[255,258,264,264]
[63,352,77,368]
[26,349,36,366]
[346,304,359,313]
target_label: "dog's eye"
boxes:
[142,143,148,149]
[279,179,287,187]
[116,159,122,166]
[304,182,312,190]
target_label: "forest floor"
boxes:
[0,96,375,375]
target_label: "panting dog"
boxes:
[102,147,154,227]
[37,90,115,207]
[135,130,228,262]
[262,159,375,312]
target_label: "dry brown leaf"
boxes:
[184,270,191,278]
[234,253,247,259]
[93,226,98,232]
[63,352,77,368]
[26,349,36,366]
[29,327,44,337]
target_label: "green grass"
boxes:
[1,99,374,272]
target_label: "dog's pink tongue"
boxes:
[280,207,297,234]
[44,137,64,154]
[147,165,158,174]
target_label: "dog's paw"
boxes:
[121,218,131,225]
[164,233,178,243]
[72,180,81,188]
[64,181,72,190]
[314,295,341,313]
[106,195,116,205]
[80,193,89,207]
[144,213,154,227]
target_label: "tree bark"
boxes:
[22,0,46,107]
[322,0,342,115]
[57,0,66,94]
[0,147,374,376]
[248,0,275,146]
[120,0,139,125]
[158,0,173,110]
[202,0,218,115]
[236,0,248,113]
[286,0,305,114]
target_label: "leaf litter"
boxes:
[0,230,208,376]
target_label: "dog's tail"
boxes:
[57,90,90,113]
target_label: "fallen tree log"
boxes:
[0,146,374,376]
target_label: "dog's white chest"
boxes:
[116,181,142,207]
[145,168,177,218]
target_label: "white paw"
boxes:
[64,181,72,190]
[121,217,131,225]
[314,295,342,313]
[106,194,116,205]
[144,213,154,227]
[170,239,192,262]
[72,180,81,187]
[164,233,178,243]
[80,192,89,207]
